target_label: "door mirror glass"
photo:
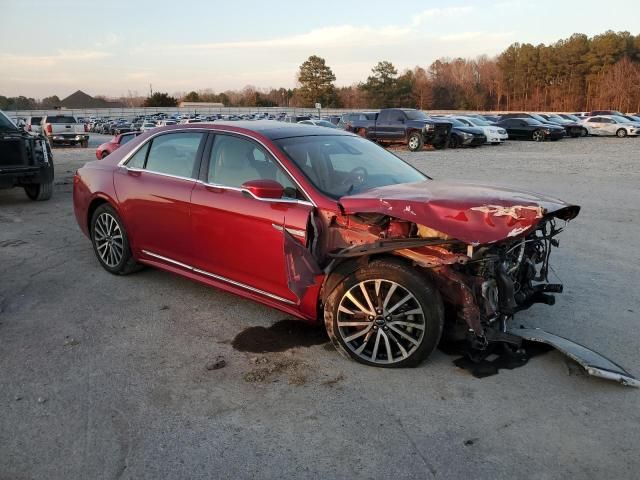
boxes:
[241,179,284,199]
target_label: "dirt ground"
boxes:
[1,134,639,479]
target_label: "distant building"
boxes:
[179,101,224,108]
[60,90,125,109]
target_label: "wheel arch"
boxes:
[320,253,426,305]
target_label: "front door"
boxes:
[190,133,313,303]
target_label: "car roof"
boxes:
[208,120,353,139]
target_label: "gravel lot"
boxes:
[1,134,639,479]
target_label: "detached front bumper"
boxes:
[509,327,639,387]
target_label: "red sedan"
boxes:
[95,131,141,159]
[73,122,582,369]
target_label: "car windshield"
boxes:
[404,110,429,120]
[562,114,581,121]
[46,115,77,123]
[0,110,18,130]
[447,118,466,127]
[275,135,427,199]
[528,113,548,123]
[611,115,633,123]
[466,117,491,126]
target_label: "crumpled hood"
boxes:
[339,180,580,245]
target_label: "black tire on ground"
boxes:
[581,128,589,137]
[24,181,53,201]
[90,203,141,275]
[81,139,89,148]
[532,129,545,142]
[616,128,627,138]
[448,134,461,148]
[407,132,424,152]
[324,258,444,368]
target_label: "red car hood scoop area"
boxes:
[339,180,580,245]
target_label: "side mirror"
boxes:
[241,179,284,200]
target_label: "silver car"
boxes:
[581,116,639,137]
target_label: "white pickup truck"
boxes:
[42,114,89,147]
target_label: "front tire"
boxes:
[532,129,545,142]
[407,132,424,152]
[324,258,444,368]
[448,134,461,148]
[90,204,140,275]
[581,127,589,137]
[616,128,627,138]
[24,181,53,201]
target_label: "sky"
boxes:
[1,0,639,99]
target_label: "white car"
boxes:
[298,119,337,128]
[178,118,202,124]
[581,116,639,137]
[156,120,177,127]
[454,116,509,144]
[139,122,157,133]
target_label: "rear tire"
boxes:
[581,127,589,137]
[616,128,627,138]
[90,204,141,275]
[448,134,461,148]
[407,132,424,152]
[324,258,444,368]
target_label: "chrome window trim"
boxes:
[117,127,317,207]
[141,250,296,305]
[195,180,314,207]
[125,167,197,183]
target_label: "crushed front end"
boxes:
[324,180,638,385]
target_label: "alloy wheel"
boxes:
[532,130,545,142]
[94,212,124,268]
[336,279,426,364]
[408,136,420,150]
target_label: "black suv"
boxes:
[0,110,54,201]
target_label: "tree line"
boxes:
[3,30,639,112]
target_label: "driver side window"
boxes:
[207,135,300,199]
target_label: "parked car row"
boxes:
[83,106,640,159]
[336,109,640,150]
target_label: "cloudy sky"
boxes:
[2,0,639,99]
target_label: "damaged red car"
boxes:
[73,122,638,385]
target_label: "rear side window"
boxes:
[145,132,204,178]
[126,142,149,169]
[29,117,42,124]
[120,133,136,145]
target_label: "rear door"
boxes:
[587,117,604,135]
[114,130,207,266]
